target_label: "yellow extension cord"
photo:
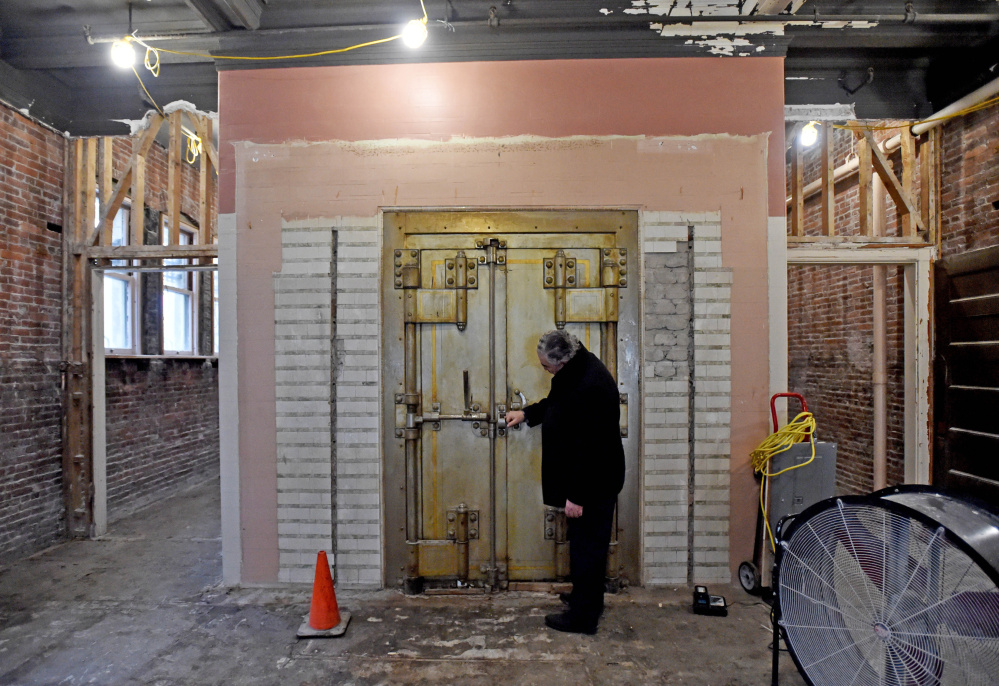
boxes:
[750,411,817,553]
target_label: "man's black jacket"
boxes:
[522,345,625,508]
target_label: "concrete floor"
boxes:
[0,480,807,685]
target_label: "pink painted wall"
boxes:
[220,58,784,584]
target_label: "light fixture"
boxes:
[402,19,428,48]
[110,38,136,68]
[799,121,819,147]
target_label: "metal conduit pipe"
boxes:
[872,174,888,491]
[788,75,999,207]
[85,12,999,44]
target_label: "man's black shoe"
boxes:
[559,592,572,606]
[544,611,597,635]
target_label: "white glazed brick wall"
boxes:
[641,212,732,586]
[275,216,383,588]
[276,211,731,589]
[275,222,335,584]
[332,216,382,588]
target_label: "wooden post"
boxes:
[930,128,941,248]
[63,138,95,537]
[790,133,804,237]
[167,111,182,245]
[84,139,97,243]
[99,138,114,246]
[857,130,873,237]
[820,123,835,236]
[198,115,212,247]
[130,136,146,247]
[900,129,915,237]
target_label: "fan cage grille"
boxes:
[778,499,999,686]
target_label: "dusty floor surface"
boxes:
[0,480,806,685]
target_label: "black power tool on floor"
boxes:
[692,585,728,617]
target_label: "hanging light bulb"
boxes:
[111,38,136,68]
[402,19,428,48]
[800,121,819,147]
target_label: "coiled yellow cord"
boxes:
[750,411,817,552]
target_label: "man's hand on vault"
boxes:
[565,499,583,518]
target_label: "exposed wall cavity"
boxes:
[640,211,732,586]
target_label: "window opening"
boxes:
[162,221,197,354]
[103,201,137,354]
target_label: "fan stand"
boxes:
[771,595,781,686]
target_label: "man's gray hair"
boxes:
[537,330,581,366]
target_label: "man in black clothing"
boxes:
[505,329,625,634]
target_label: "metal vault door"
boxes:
[382,211,639,593]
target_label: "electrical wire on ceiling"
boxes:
[115,0,429,159]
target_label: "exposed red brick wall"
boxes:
[0,101,218,561]
[0,107,66,559]
[939,105,999,257]
[787,265,906,495]
[787,104,999,494]
[104,358,219,520]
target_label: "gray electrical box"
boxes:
[767,441,838,536]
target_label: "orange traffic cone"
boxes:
[296,551,351,638]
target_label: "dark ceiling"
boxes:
[1,1,997,136]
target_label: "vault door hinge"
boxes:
[543,248,627,328]
[397,248,480,330]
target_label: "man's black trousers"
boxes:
[566,496,616,624]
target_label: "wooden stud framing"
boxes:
[130,134,146,248]
[790,133,804,237]
[857,130,873,237]
[198,114,212,246]
[88,245,219,260]
[84,139,97,242]
[100,138,114,246]
[167,112,183,245]
[63,138,95,538]
[62,106,221,539]
[820,123,835,236]
[924,128,941,248]
[861,129,925,233]
[900,129,915,237]
[86,112,164,247]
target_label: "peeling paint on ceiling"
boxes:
[625,1,743,15]
[651,21,784,37]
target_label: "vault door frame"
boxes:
[381,209,641,591]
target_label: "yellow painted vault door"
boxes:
[382,211,639,593]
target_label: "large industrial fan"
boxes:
[772,486,999,686]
